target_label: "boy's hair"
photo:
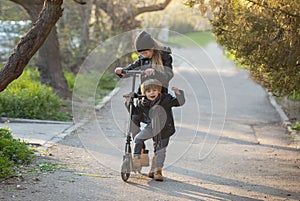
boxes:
[141,79,162,95]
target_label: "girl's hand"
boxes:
[115,67,124,76]
[144,68,155,77]
[172,87,181,95]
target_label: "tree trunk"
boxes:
[7,0,71,99]
[0,0,64,94]
[36,28,72,98]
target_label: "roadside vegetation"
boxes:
[0,66,117,121]
[0,126,66,180]
[0,67,71,121]
[0,127,34,179]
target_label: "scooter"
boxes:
[120,69,144,182]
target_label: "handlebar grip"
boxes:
[121,69,128,74]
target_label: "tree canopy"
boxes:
[185,0,300,96]
[0,0,172,97]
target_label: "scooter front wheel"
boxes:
[121,156,131,182]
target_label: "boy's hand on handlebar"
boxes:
[172,87,181,95]
[144,68,155,77]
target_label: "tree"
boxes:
[184,0,300,96]
[0,0,65,95]
[0,0,172,96]
[66,0,173,74]
[8,0,71,98]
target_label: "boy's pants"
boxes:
[134,124,170,168]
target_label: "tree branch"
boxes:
[134,0,172,16]
[73,0,86,5]
[0,0,64,92]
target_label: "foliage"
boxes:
[96,71,118,104]
[141,1,210,33]
[0,2,28,21]
[0,68,71,120]
[0,127,34,179]
[65,71,76,91]
[168,31,215,47]
[0,2,31,62]
[184,0,300,96]
[289,91,300,101]
[69,69,117,105]
[291,122,300,131]
[32,162,66,173]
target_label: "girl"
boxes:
[115,31,174,167]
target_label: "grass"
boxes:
[167,31,215,47]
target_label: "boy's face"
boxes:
[145,88,159,101]
[139,49,154,59]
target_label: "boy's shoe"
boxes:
[132,155,141,173]
[148,156,156,178]
[154,167,163,181]
[140,149,149,167]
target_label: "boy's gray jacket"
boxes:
[132,90,185,139]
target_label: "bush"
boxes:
[0,127,34,179]
[0,68,70,120]
[65,71,76,91]
[71,70,118,105]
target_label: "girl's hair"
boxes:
[141,79,162,95]
[151,40,164,72]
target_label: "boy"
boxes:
[125,79,185,181]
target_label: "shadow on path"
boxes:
[127,175,263,201]
[167,166,300,200]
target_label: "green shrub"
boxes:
[65,71,76,91]
[0,154,15,178]
[71,70,118,105]
[0,127,34,179]
[96,71,118,103]
[292,122,300,131]
[0,68,70,120]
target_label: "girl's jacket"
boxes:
[124,47,173,93]
[131,90,185,139]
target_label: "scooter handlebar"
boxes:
[121,69,144,74]
[123,92,145,99]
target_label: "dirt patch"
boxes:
[0,133,117,201]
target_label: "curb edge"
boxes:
[267,92,300,148]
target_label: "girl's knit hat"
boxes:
[135,31,155,52]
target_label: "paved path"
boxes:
[1,43,299,201]
[0,119,74,151]
[74,44,300,200]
